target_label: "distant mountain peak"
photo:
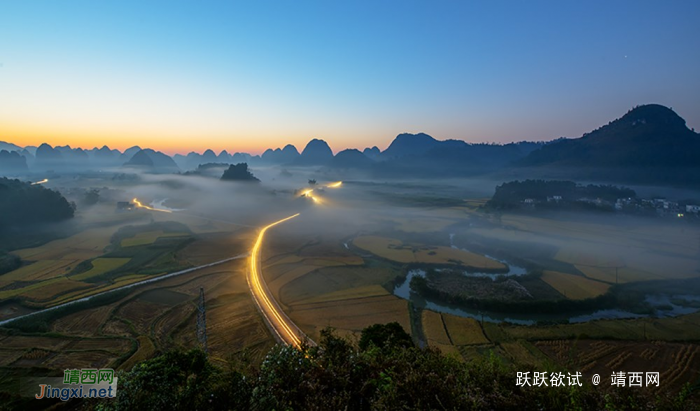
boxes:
[519,104,700,169]
[297,139,333,165]
[124,148,179,172]
[382,132,440,159]
[282,144,299,155]
[618,104,687,131]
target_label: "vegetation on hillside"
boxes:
[220,163,260,182]
[0,251,21,275]
[0,177,75,228]
[84,323,696,411]
[486,180,635,210]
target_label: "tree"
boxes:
[82,188,100,206]
[359,322,414,351]
[220,163,260,182]
[0,177,74,228]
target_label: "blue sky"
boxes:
[1,1,698,154]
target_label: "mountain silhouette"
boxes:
[261,144,300,164]
[89,145,122,166]
[381,133,440,159]
[330,149,373,168]
[218,150,232,163]
[34,143,64,169]
[295,139,333,165]
[123,149,179,173]
[0,150,28,174]
[120,146,142,163]
[362,146,381,160]
[0,141,22,152]
[520,104,700,168]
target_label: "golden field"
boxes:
[353,235,506,269]
[540,270,611,299]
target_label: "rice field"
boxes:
[442,313,490,345]
[485,312,700,343]
[14,227,115,260]
[44,350,116,370]
[353,235,505,269]
[120,231,190,247]
[71,257,132,280]
[500,341,543,366]
[19,278,94,302]
[278,266,397,306]
[0,260,77,287]
[421,310,489,357]
[202,293,274,362]
[540,270,611,299]
[289,295,412,342]
[119,336,156,371]
[0,277,66,300]
[51,305,115,337]
[352,236,413,263]
[293,285,389,305]
[422,310,452,346]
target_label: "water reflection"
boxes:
[394,269,699,324]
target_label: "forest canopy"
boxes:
[0,177,75,229]
[486,180,635,209]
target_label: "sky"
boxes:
[1,1,699,156]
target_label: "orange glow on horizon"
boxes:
[1,124,279,156]
[0,121,367,156]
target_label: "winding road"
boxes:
[2,198,326,349]
[247,213,315,348]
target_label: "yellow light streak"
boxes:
[249,213,304,348]
[327,181,342,188]
[300,188,314,196]
[132,197,172,213]
[31,178,49,185]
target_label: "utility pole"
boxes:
[196,287,208,354]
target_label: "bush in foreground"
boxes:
[96,323,696,410]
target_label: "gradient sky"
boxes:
[1,1,699,155]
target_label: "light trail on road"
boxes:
[132,197,172,213]
[31,178,48,185]
[248,213,314,348]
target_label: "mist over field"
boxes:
[3,0,700,408]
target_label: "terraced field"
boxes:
[71,258,131,280]
[289,295,412,342]
[0,256,274,391]
[540,270,611,299]
[120,231,190,247]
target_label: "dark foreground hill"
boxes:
[0,177,74,229]
[51,323,696,411]
[516,104,700,184]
